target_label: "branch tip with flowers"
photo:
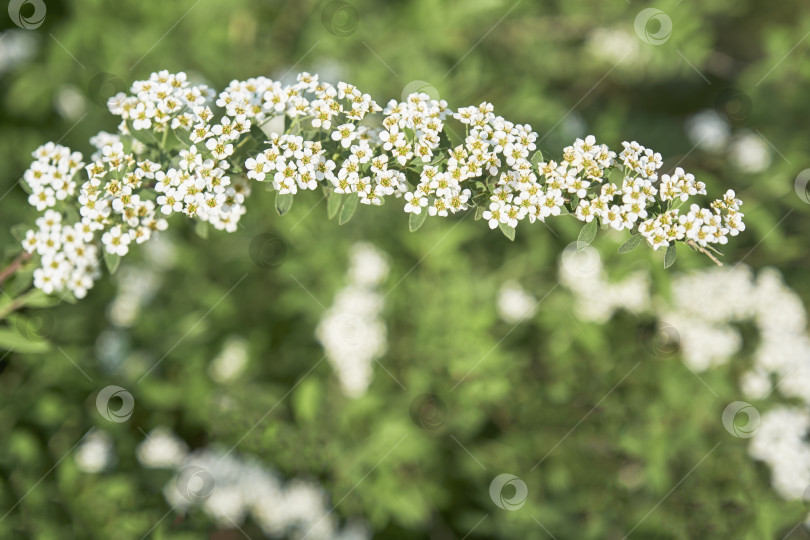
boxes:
[0,70,745,349]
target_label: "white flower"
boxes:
[136,427,189,468]
[403,191,426,214]
[331,123,357,149]
[75,430,115,473]
[101,226,132,256]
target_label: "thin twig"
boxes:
[686,240,723,267]
[0,288,36,320]
[0,251,31,286]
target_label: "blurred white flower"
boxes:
[317,243,389,397]
[75,430,114,473]
[562,259,810,504]
[0,30,37,75]
[55,85,87,121]
[108,265,162,327]
[136,427,189,468]
[559,245,650,322]
[496,281,537,324]
[208,336,249,383]
[152,440,368,539]
[750,407,810,500]
[729,130,772,173]
[685,110,730,153]
[348,242,389,287]
[586,28,641,66]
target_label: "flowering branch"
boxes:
[7,71,745,309]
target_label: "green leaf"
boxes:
[21,289,58,309]
[618,233,644,254]
[530,150,545,167]
[292,378,322,424]
[8,268,33,297]
[126,121,159,146]
[474,206,486,221]
[104,251,121,275]
[327,192,344,220]
[409,210,428,232]
[499,223,516,241]
[17,179,32,195]
[338,193,359,225]
[577,219,598,250]
[11,224,30,242]
[275,192,294,216]
[0,327,51,353]
[194,220,209,239]
[664,243,678,268]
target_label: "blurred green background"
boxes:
[1,0,809,538]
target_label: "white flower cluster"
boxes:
[21,210,100,297]
[136,427,368,539]
[22,142,82,211]
[108,70,254,232]
[17,71,746,299]
[620,142,745,250]
[316,243,389,397]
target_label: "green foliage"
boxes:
[275,192,294,216]
[1,0,809,538]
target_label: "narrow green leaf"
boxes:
[21,289,58,309]
[664,243,678,268]
[0,328,51,353]
[408,210,428,232]
[126,121,159,146]
[275,192,294,216]
[499,223,516,241]
[104,251,120,275]
[474,206,486,221]
[194,220,209,239]
[338,193,359,225]
[11,224,30,242]
[577,219,598,250]
[530,150,545,167]
[327,192,344,220]
[618,233,644,254]
[8,268,33,296]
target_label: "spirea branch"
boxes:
[9,71,744,306]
